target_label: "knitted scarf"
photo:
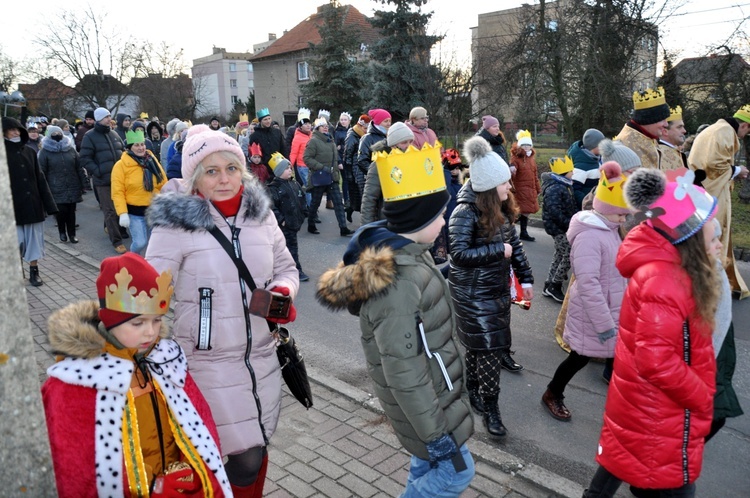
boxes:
[127,150,164,192]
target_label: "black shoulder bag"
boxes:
[208,226,314,409]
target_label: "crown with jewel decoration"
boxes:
[550,156,574,175]
[632,87,667,110]
[374,141,446,201]
[668,105,682,122]
[238,113,249,123]
[104,266,173,315]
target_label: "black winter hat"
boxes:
[633,104,670,125]
[2,116,29,143]
[383,189,450,234]
[85,110,95,120]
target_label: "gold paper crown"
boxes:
[633,86,667,110]
[239,113,249,123]
[375,141,446,201]
[516,129,532,140]
[550,156,574,175]
[595,174,629,210]
[104,267,173,315]
[668,105,682,122]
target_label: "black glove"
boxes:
[426,434,457,468]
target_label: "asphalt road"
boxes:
[49,191,750,495]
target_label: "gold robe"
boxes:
[657,142,686,171]
[618,124,661,169]
[688,119,749,299]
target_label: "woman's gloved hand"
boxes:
[119,213,130,228]
[268,286,297,324]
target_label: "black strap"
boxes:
[208,226,257,291]
[208,226,276,333]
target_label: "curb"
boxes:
[306,365,585,498]
[46,235,584,497]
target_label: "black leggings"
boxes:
[583,465,696,498]
[224,446,267,486]
[55,203,77,237]
[548,350,613,397]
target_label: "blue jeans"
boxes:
[128,214,150,254]
[399,444,475,498]
[296,166,311,206]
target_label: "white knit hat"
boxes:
[386,122,414,147]
[464,136,511,192]
[94,107,111,122]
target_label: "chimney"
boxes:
[213,47,225,55]
[269,33,276,41]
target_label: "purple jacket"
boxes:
[563,211,626,358]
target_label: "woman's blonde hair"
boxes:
[676,229,719,331]
[186,150,250,194]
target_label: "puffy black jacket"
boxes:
[448,180,533,351]
[541,172,578,236]
[79,123,125,186]
[38,140,86,205]
[345,127,365,184]
[268,177,308,231]
[355,122,387,182]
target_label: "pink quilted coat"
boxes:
[563,211,626,358]
[146,177,299,455]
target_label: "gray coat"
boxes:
[38,137,86,204]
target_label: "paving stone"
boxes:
[372,474,405,496]
[314,443,353,466]
[332,437,369,459]
[281,444,318,463]
[285,460,323,483]
[311,476,355,498]
[337,473,379,498]
[345,430,382,451]
[358,443,399,467]
[469,472,514,497]
[275,474,316,498]
[319,402,356,422]
[319,423,356,443]
[342,458,383,483]
[374,451,410,474]
[309,456,348,480]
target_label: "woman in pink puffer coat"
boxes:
[146,125,299,498]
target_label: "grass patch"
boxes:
[732,186,750,249]
[535,148,568,175]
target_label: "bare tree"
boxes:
[475,0,685,140]
[0,46,17,93]
[31,6,144,111]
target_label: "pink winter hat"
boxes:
[181,125,246,180]
[624,168,717,244]
[482,115,500,130]
[368,108,391,126]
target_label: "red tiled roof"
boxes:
[250,4,380,61]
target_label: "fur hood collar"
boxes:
[316,245,398,314]
[48,300,169,359]
[147,176,271,231]
[317,221,431,313]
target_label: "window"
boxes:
[297,61,309,81]
[247,63,253,72]
[231,95,239,104]
[229,63,237,72]
[230,79,237,88]
[248,80,254,89]
[298,96,305,106]
[547,20,558,31]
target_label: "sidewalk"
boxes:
[26,238,583,498]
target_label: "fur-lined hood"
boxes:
[147,176,271,231]
[316,245,398,314]
[47,300,169,359]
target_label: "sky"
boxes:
[1,0,748,84]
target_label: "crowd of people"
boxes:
[1,84,744,497]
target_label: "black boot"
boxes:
[500,351,524,372]
[482,394,507,437]
[29,265,43,287]
[468,390,485,414]
[519,215,535,241]
[308,224,320,234]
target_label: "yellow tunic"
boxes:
[657,142,685,171]
[688,119,750,299]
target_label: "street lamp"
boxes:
[1,90,26,117]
